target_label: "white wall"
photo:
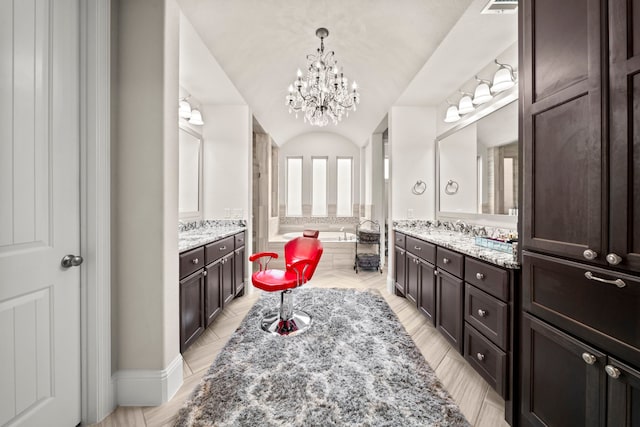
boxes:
[438,123,477,213]
[114,0,180,374]
[278,132,360,215]
[389,106,437,220]
[202,105,251,220]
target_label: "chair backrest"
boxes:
[284,236,323,281]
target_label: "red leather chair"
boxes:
[249,236,323,335]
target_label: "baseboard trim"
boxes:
[114,354,184,406]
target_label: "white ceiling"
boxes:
[177,0,517,146]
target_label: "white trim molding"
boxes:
[114,355,184,406]
[80,0,113,424]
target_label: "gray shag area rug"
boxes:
[175,288,470,427]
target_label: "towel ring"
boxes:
[412,180,426,195]
[444,179,459,195]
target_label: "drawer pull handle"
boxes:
[414,246,421,251]
[476,272,485,280]
[203,270,207,277]
[581,352,596,365]
[476,353,485,362]
[434,270,439,276]
[220,246,227,251]
[443,258,450,264]
[584,271,626,288]
[605,365,621,379]
[477,309,487,317]
[191,258,199,265]
[583,249,598,260]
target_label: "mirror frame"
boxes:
[435,86,518,227]
[179,125,204,221]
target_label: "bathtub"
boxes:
[282,231,356,242]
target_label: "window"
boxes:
[311,157,327,216]
[336,157,352,216]
[286,157,303,216]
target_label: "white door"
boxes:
[0,0,81,425]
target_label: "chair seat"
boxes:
[251,269,302,292]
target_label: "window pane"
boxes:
[336,158,352,216]
[312,158,327,216]
[287,157,302,216]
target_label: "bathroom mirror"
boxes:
[437,98,518,218]
[179,126,202,219]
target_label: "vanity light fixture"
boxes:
[458,91,475,115]
[188,108,204,126]
[472,76,493,105]
[491,60,517,93]
[179,97,192,119]
[444,100,461,123]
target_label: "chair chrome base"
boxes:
[260,309,312,336]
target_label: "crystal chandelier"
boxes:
[286,28,360,127]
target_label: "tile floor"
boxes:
[94,268,509,427]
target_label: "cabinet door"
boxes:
[405,252,419,305]
[609,0,640,273]
[435,269,463,353]
[521,314,606,427]
[180,269,205,352]
[607,357,640,427]
[418,259,436,324]
[394,246,407,295]
[205,261,222,326]
[521,0,605,262]
[222,252,234,306]
[234,246,245,297]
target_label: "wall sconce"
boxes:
[472,76,493,105]
[178,96,204,125]
[444,100,461,123]
[458,91,475,115]
[179,96,192,119]
[188,108,204,126]
[491,60,516,93]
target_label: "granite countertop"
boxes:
[179,224,246,253]
[394,225,519,269]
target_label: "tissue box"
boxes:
[474,236,514,254]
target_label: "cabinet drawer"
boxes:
[437,247,464,278]
[465,257,509,300]
[205,236,234,264]
[179,247,205,279]
[523,251,640,367]
[234,231,245,248]
[406,236,435,263]
[464,323,507,398]
[394,232,406,248]
[465,283,508,350]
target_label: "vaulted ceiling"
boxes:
[177,0,517,146]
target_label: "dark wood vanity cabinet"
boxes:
[233,231,246,297]
[179,231,245,352]
[435,269,463,353]
[520,1,640,424]
[394,231,519,424]
[394,232,407,295]
[521,0,640,273]
[179,269,205,353]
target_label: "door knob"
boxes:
[605,365,621,379]
[581,352,596,365]
[61,254,83,268]
[606,253,622,265]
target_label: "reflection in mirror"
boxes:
[179,127,202,216]
[439,100,518,215]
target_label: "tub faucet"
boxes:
[340,227,346,240]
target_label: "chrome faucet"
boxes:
[340,227,347,240]
[455,220,468,233]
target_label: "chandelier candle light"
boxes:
[286,27,360,127]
